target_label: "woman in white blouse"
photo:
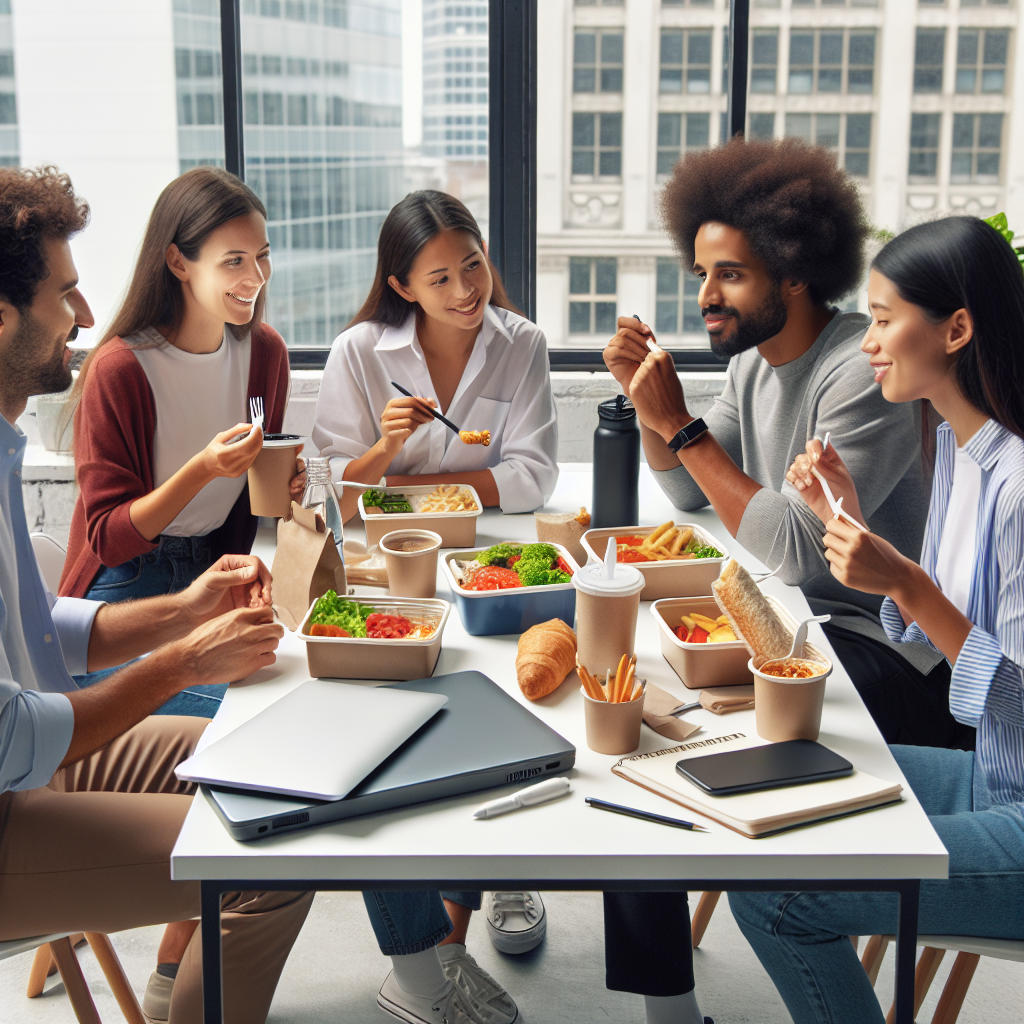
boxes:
[313,190,558,521]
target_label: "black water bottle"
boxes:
[592,394,640,528]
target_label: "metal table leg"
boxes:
[201,881,223,1024]
[892,879,921,1024]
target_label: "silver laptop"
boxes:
[174,679,448,801]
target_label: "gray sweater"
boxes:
[654,310,943,673]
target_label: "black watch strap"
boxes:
[667,417,709,453]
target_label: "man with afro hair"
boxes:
[605,138,972,751]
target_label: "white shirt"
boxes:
[934,442,983,616]
[131,327,252,537]
[312,305,559,514]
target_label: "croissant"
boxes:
[516,618,578,701]
[459,429,491,446]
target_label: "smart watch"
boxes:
[667,417,709,453]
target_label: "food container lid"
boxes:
[572,560,645,597]
[261,433,303,448]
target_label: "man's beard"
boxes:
[0,311,74,412]
[704,284,788,359]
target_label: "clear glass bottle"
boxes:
[301,456,346,566]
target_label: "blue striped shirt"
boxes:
[880,419,1024,819]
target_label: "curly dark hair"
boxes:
[0,166,90,310]
[660,137,869,305]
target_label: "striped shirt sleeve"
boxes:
[879,596,936,650]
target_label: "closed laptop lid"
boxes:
[207,671,576,830]
[175,679,448,801]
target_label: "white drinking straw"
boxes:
[604,536,617,579]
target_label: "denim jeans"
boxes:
[362,891,454,956]
[728,745,1024,1024]
[75,536,227,718]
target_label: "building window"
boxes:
[0,92,16,124]
[660,30,712,95]
[574,30,624,94]
[956,29,1009,95]
[914,29,945,94]
[572,112,622,180]
[655,259,702,336]
[575,0,624,6]
[657,112,709,176]
[662,0,713,7]
[569,257,618,335]
[784,112,871,177]
[951,113,1003,184]
[750,30,778,94]
[909,112,941,182]
[788,28,875,95]
[748,112,775,139]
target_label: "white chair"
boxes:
[863,933,1024,1024]
[1,932,145,1023]
[30,531,68,594]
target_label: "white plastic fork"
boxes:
[810,465,867,532]
[785,613,831,660]
[249,395,265,434]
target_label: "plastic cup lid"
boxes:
[261,433,303,448]
[572,560,645,596]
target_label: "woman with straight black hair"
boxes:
[313,190,558,521]
[729,215,1024,1023]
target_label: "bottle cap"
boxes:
[597,394,637,423]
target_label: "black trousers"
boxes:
[822,623,975,751]
[604,891,694,996]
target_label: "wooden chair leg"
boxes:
[860,933,890,987]
[691,891,722,949]
[930,951,981,1024]
[26,942,54,997]
[49,935,102,1024]
[885,945,946,1024]
[86,933,146,1024]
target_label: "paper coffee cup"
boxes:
[247,434,302,518]
[581,685,646,755]
[573,561,645,678]
[749,656,832,742]
[381,529,442,599]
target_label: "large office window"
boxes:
[914,28,945,94]
[574,30,624,94]
[788,29,875,95]
[569,257,617,335]
[956,29,1010,95]
[660,30,713,95]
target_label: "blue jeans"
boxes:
[75,536,227,717]
[363,891,454,956]
[728,745,1024,1024]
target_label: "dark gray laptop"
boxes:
[203,671,577,841]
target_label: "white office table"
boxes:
[171,465,948,1023]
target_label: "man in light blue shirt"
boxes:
[0,167,311,1023]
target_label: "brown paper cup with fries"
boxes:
[582,686,645,754]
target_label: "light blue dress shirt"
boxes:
[880,419,1024,819]
[0,415,103,793]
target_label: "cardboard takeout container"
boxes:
[581,523,728,600]
[298,597,450,681]
[360,483,483,548]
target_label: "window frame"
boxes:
[219,0,751,372]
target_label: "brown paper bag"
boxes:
[272,502,347,630]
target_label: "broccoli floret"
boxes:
[518,543,559,565]
[514,561,571,587]
[476,543,523,567]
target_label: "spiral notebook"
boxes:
[612,732,903,838]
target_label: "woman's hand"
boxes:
[786,438,865,527]
[201,423,263,480]
[823,517,915,597]
[289,450,306,501]
[380,396,436,456]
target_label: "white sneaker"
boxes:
[483,891,546,954]
[378,971,516,1024]
[438,944,519,1023]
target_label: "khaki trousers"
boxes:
[0,716,313,1023]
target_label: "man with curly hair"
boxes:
[604,138,969,749]
[0,166,312,1022]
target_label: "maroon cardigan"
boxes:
[59,325,290,598]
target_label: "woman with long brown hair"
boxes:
[58,167,301,717]
[313,190,558,521]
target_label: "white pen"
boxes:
[473,777,571,819]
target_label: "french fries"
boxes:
[577,655,640,702]
[627,522,696,561]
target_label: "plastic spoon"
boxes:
[785,613,831,660]
[604,536,617,580]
